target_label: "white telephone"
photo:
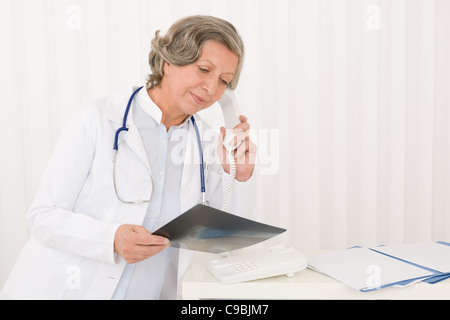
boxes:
[213,92,308,284]
[208,244,307,284]
[219,89,243,151]
[218,89,243,212]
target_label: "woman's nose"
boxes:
[201,77,218,96]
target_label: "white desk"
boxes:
[181,251,450,300]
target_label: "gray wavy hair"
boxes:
[146,15,245,90]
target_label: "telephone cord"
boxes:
[222,151,236,212]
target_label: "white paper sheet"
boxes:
[373,242,450,273]
[308,247,434,291]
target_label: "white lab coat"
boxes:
[1,86,256,300]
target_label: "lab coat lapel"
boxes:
[123,123,152,172]
[106,88,152,173]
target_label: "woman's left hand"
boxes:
[217,115,257,182]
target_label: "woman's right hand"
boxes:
[114,224,170,264]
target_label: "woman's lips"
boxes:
[191,92,206,104]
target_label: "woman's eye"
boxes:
[221,79,229,86]
[199,67,209,73]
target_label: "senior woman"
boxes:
[1,15,256,300]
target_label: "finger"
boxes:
[233,123,250,134]
[132,225,152,234]
[230,115,250,134]
[129,225,153,245]
[235,137,250,160]
[148,234,171,246]
[134,233,170,246]
[226,130,248,151]
[234,129,249,143]
[133,241,170,257]
[129,226,170,246]
[236,137,257,161]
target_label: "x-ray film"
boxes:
[153,204,286,253]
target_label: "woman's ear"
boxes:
[163,62,171,76]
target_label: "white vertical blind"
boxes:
[1,0,449,288]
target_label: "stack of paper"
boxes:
[308,242,450,292]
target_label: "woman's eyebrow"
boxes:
[198,59,235,76]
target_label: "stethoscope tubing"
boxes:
[113,86,206,205]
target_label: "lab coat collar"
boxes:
[136,86,193,129]
[106,86,192,129]
[123,123,152,172]
[105,87,137,125]
[105,86,198,180]
[136,86,164,125]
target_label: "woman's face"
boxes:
[162,40,239,116]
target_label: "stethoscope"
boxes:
[112,86,207,205]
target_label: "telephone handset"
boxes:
[219,89,243,151]
[218,89,242,212]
